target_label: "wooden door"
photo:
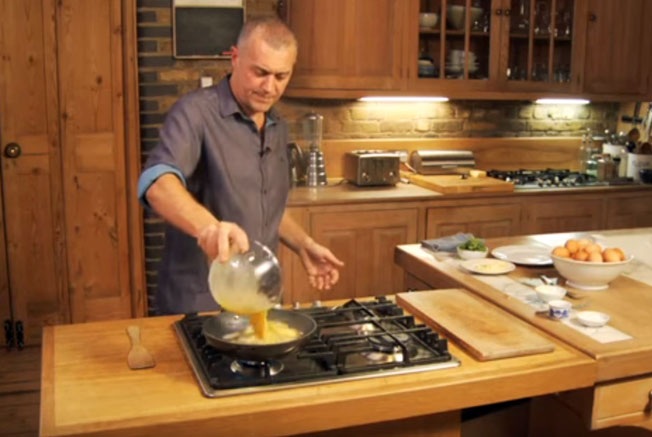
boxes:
[294,209,419,302]
[0,0,69,346]
[57,0,132,322]
[286,0,407,92]
[583,0,651,95]
[426,201,522,238]
[521,195,603,234]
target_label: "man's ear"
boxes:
[230,45,239,67]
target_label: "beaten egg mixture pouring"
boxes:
[222,310,301,345]
[210,263,300,344]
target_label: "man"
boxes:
[138,17,343,314]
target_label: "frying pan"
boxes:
[202,309,317,361]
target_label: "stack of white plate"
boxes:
[446,50,478,73]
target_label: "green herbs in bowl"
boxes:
[457,238,488,260]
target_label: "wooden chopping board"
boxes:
[397,289,554,361]
[405,173,514,193]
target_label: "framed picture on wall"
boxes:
[173,0,245,59]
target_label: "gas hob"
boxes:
[486,169,634,190]
[175,297,460,398]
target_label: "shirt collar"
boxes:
[217,76,279,128]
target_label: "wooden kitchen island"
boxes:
[40,298,594,437]
[395,228,652,432]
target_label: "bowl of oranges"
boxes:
[550,238,632,290]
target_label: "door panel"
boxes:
[583,0,649,95]
[305,209,418,302]
[57,0,131,321]
[0,0,68,345]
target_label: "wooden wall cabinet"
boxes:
[0,0,142,348]
[284,0,651,100]
[582,0,652,96]
[284,0,408,96]
[412,0,583,96]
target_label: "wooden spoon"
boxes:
[126,325,156,370]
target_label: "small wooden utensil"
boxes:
[126,325,156,370]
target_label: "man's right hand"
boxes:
[197,221,249,262]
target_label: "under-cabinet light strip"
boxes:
[535,98,590,105]
[358,96,449,102]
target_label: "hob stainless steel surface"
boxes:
[175,297,460,398]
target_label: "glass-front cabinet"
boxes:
[411,0,580,94]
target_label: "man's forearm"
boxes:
[145,173,218,238]
[279,210,313,253]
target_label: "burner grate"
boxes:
[175,297,459,397]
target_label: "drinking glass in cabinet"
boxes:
[512,0,530,33]
[534,1,551,35]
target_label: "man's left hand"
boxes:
[298,239,345,290]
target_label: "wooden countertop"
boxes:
[40,299,594,437]
[395,228,652,383]
[287,180,652,207]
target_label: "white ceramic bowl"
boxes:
[535,284,567,302]
[576,311,610,327]
[551,254,633,290]
[420,12,439,28]
[457,246,489,260]
[447,5,483,30]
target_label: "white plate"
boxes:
[491,245,553,266]
[460,258,516,275]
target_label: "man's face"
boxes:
[230,34,296,117]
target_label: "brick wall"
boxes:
[136,0,618,313]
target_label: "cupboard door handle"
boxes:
[3,142,21,158]
[4,320,14,350]
[15,320,24,350]
[504,8,511,16]
[588,13,597,22]
[646,390,652,413]
[495,9,502,15]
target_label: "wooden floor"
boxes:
[1,346,40,436]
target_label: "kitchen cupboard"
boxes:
[412,0,582,95]
[605,193,652,229]
[520,195,603,234]
[280,205,420,304]
[283,0,651,99]
[281,188,652,300]
[425,199,522,238]
[283,0,408,95]
[582,0,652,96]
[0,0,142,348]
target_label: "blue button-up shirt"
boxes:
[138,77,291,314]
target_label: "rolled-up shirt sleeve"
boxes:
[137,164,186,209]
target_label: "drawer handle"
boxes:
[647,390,652,413]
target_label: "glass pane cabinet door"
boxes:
[418,0,492,81]
[506,0,574,85]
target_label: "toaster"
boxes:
[343,150,400,186]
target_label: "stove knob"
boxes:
[293,302,301,309]
[537,178,544,187]
[313,300,322,308]
[554,176,560,185]
[544,180,552,186]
